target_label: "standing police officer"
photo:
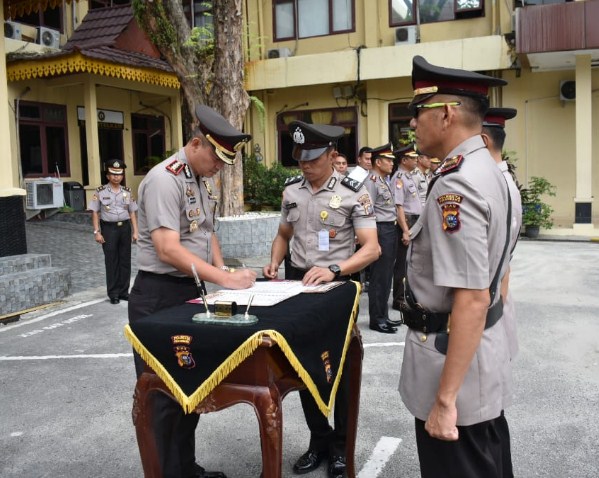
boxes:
[398,56,514,477]
[390,146,422,311]
[364,143,399,334]
[263,121,379,478]
[89,159,138,304]
[129,105,257,478]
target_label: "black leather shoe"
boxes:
[193,464,227,478]
[109,298,120,304]
[328,455,346,478]
[293,449,327,474]
[118,294,129,301]
[369,323,397,334]
[386,318,403,327]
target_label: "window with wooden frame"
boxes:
[18,102,69,178]
[132,114,166,175]
[274,0,355,41]
[388,103,413,148]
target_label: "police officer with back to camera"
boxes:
[128,105,257,478]
[89,159,138,304]
[482,107,522,361]
[363,143,399,334]
[389,145,422,311]
[263,120,379,478]
[398,55,514,477]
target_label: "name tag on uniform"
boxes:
[318,229,329,251]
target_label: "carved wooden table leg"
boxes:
[252,384,284,478]
[345,329,364,478]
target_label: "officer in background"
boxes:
[263,121,379,478]
[482,107,522,361]
[332,152,349,175]
[413,153,432,206]
[363,143,399,334]
[429,156,441,175]
[389,146,422,311]
[398,55,514,477]
[129,105,257,478]
[89,159,138,304]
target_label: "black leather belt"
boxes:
[101,219,130,227]
[400,298,503,333]
[377,221,397,225]
[138,269,196,285]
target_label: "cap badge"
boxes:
[112,161,119,168]
[329,195,342,209]
[292,127,305,145]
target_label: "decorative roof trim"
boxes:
[4,0,78,18]
[7,52,180,89]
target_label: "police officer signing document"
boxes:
[263,121,379,478]
[398,56,514,478]
[129,105,257,478]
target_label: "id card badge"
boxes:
[318,229,330,251]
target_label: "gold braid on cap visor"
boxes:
[205,133,245,163]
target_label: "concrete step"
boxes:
[0,254,52,276]
[0,264,71,318]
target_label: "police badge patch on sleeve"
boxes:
[437,193,463,233]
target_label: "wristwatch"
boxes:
[93,229,100,234]
[328,264,342,279]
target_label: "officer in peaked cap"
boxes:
[264,120,379,478]
[389,144,422,314]
[105,159,126,174]
[363,143,400,334]
[482,107,521,363]
[399,56,515,478]
[129,104,256,478]
[195,104,250,164]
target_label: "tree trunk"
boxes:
[133,0,249,216]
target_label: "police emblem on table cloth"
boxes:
[321,350,333,383]
[437,193,464,233]
[172,335,195,369]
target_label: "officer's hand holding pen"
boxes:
[224,267,257,290]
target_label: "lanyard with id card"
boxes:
[318,229,330,251]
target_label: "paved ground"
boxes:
[1,220,597,477]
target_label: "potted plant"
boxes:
[520,176,556,238]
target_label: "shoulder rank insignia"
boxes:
[341,176,364,192]
[284,175,303,187]
[438,155,463,175]
[95,185,105,192]
[122,186,131,192]
[166,159,185,175]
[183,164,193,179]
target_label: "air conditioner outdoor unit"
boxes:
[4,21,23,40]
[25,180,64,210]
[560,80,576,101]
[267,47,292,59]
[395,26,417,45]
[37,26,60,48]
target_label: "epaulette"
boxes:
[341,176,365,192]
[438,155,464,176]
[95,185,105,192]
[284,175,303,187]
[166,159,185,175]
[122,186,131,192]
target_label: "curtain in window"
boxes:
[310,111,333,124]
[276,2,295,38]
[333,0,352,31]
[298,0,328,38]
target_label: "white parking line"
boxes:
[358,436,402,478]
[363,342,404,348]
[0,299,105,333]
[0,353,133,361]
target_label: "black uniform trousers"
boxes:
[368,222,397,327]
[285,266,351,457]
[100,219,132,300]
[415,411,514,478]
[129,271,201,478]
[392,214,419,307]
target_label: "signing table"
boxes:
[125,281,363,478]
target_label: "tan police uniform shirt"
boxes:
[399,135,512,426]
[498,160,523,361]
[89,185,138,222]
[281,169,376,270]
[364,172,397,222]
[136,149,218,276]
[391,169,422,216]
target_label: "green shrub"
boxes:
[243,156,300,210]
[521,176,556,229]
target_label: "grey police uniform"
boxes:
[363,172,397,328]
[282,170,376,273]
[399,135,512,425]
[89,184,137,300]
[391,167,422,306]
[136,149,218,276]
[412,167,429,206]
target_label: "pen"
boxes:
[244,294,254,320]
[191,263,210,318]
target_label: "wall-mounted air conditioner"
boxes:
[395,25,417,45]
[559,80,576,101]
[4,21,23,40]
[25,180,64,210]
[37,26,60,48]
[267,47,293,59]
